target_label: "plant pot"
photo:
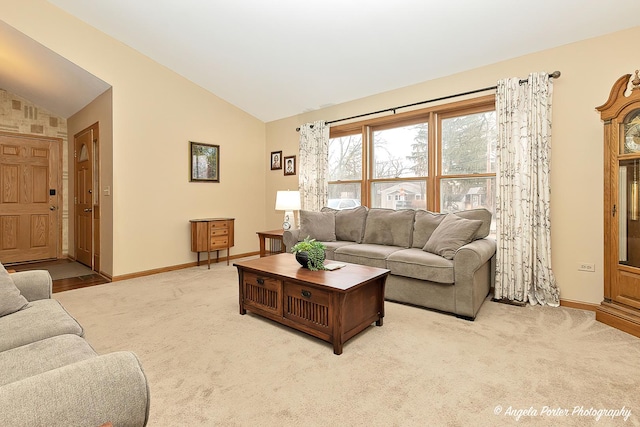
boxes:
[295,251,310,268]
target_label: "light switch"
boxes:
[104,186,111,196]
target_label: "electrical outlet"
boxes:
[578,263,595,272]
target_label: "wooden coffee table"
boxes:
[234,253,389,355]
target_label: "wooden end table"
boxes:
[256,229,286,257]
[234,253,389,355]
[190,218,235,268]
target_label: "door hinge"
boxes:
[613,204,617,217]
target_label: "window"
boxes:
[439,110,496,218]
[328,134,362,205]
[328,95,496,222]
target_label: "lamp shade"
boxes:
[275,190,301,211]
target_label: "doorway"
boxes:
[74,123,100,270]
[0,132,61,263]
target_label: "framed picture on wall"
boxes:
[271,151,282,170]
[284,155,296,176]
[190,141,220,182]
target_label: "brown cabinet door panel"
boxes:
[242,272,282,316]
[283,282,332,331]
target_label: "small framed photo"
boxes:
[284,155,296,176]
[270,151,282,170]
[190,141,220,182]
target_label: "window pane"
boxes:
[329,135,362,181]
[373,123,428,179]
[371,181,427,210]
[328,183,361,210]
[441,111,496,175]
[440,177,496,231]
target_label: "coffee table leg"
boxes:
[332,293,345,355]
[376,279,386,326]
[238,273,246,315]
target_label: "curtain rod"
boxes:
[295,71,561,131]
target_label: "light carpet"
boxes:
[54,258,640,426]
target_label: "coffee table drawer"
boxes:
[283,282,331,332]
[242,272,282,316]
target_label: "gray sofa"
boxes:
[0,265,150,427]
[283,207,496,320]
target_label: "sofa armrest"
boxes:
[10,270,52,301]
[283,229,301,252]
[452,238,497,319]
[0,352,150,427]
[454,238,496,270]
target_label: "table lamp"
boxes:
[275,190,301,230]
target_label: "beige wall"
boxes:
[3,0,638,302]
[2,0,267,276]
[266,25,640,305]
[68,88,113,276]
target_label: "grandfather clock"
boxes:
[596,70,640,338]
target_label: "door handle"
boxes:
[49,206,57,211]
[83,208,93,212]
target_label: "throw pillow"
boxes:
[453,208,492,239]
[299,210,337,242]
[422,213,483,260]
[321,206,368,243]
[0,263,29,317]
[412,210,446,249]
[362,208,416,248]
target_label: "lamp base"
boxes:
[283,210,294,230]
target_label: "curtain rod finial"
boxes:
[550,71,561,79]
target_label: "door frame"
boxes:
[0,130,63,262]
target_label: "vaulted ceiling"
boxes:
[3,0,640,120]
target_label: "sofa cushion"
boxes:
[362,209,415,248]
[453,208,492,239]
[0,299,84,352]
[423,213,483,260]
[321,206,368,243]
[0,334,97,387]
[334,244,404,269]
[321,241,358,260]
[386,248,454,284]
[0,263,29,318]
[298,210,336,242]
[412,210,447,249]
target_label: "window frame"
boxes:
[328,94,496,212]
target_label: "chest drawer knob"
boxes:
[301,289,312,299]
[257,278,265,285]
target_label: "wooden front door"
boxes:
[0,133,61,263]
[74,127,94,268]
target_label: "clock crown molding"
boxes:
[597,71,640,121]
[632,70,640,91]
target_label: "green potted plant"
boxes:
[291,236,327,271]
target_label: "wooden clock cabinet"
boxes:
[596,70,640,338]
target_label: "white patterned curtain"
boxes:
[298,120,329,211]
[494,72,559,306]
